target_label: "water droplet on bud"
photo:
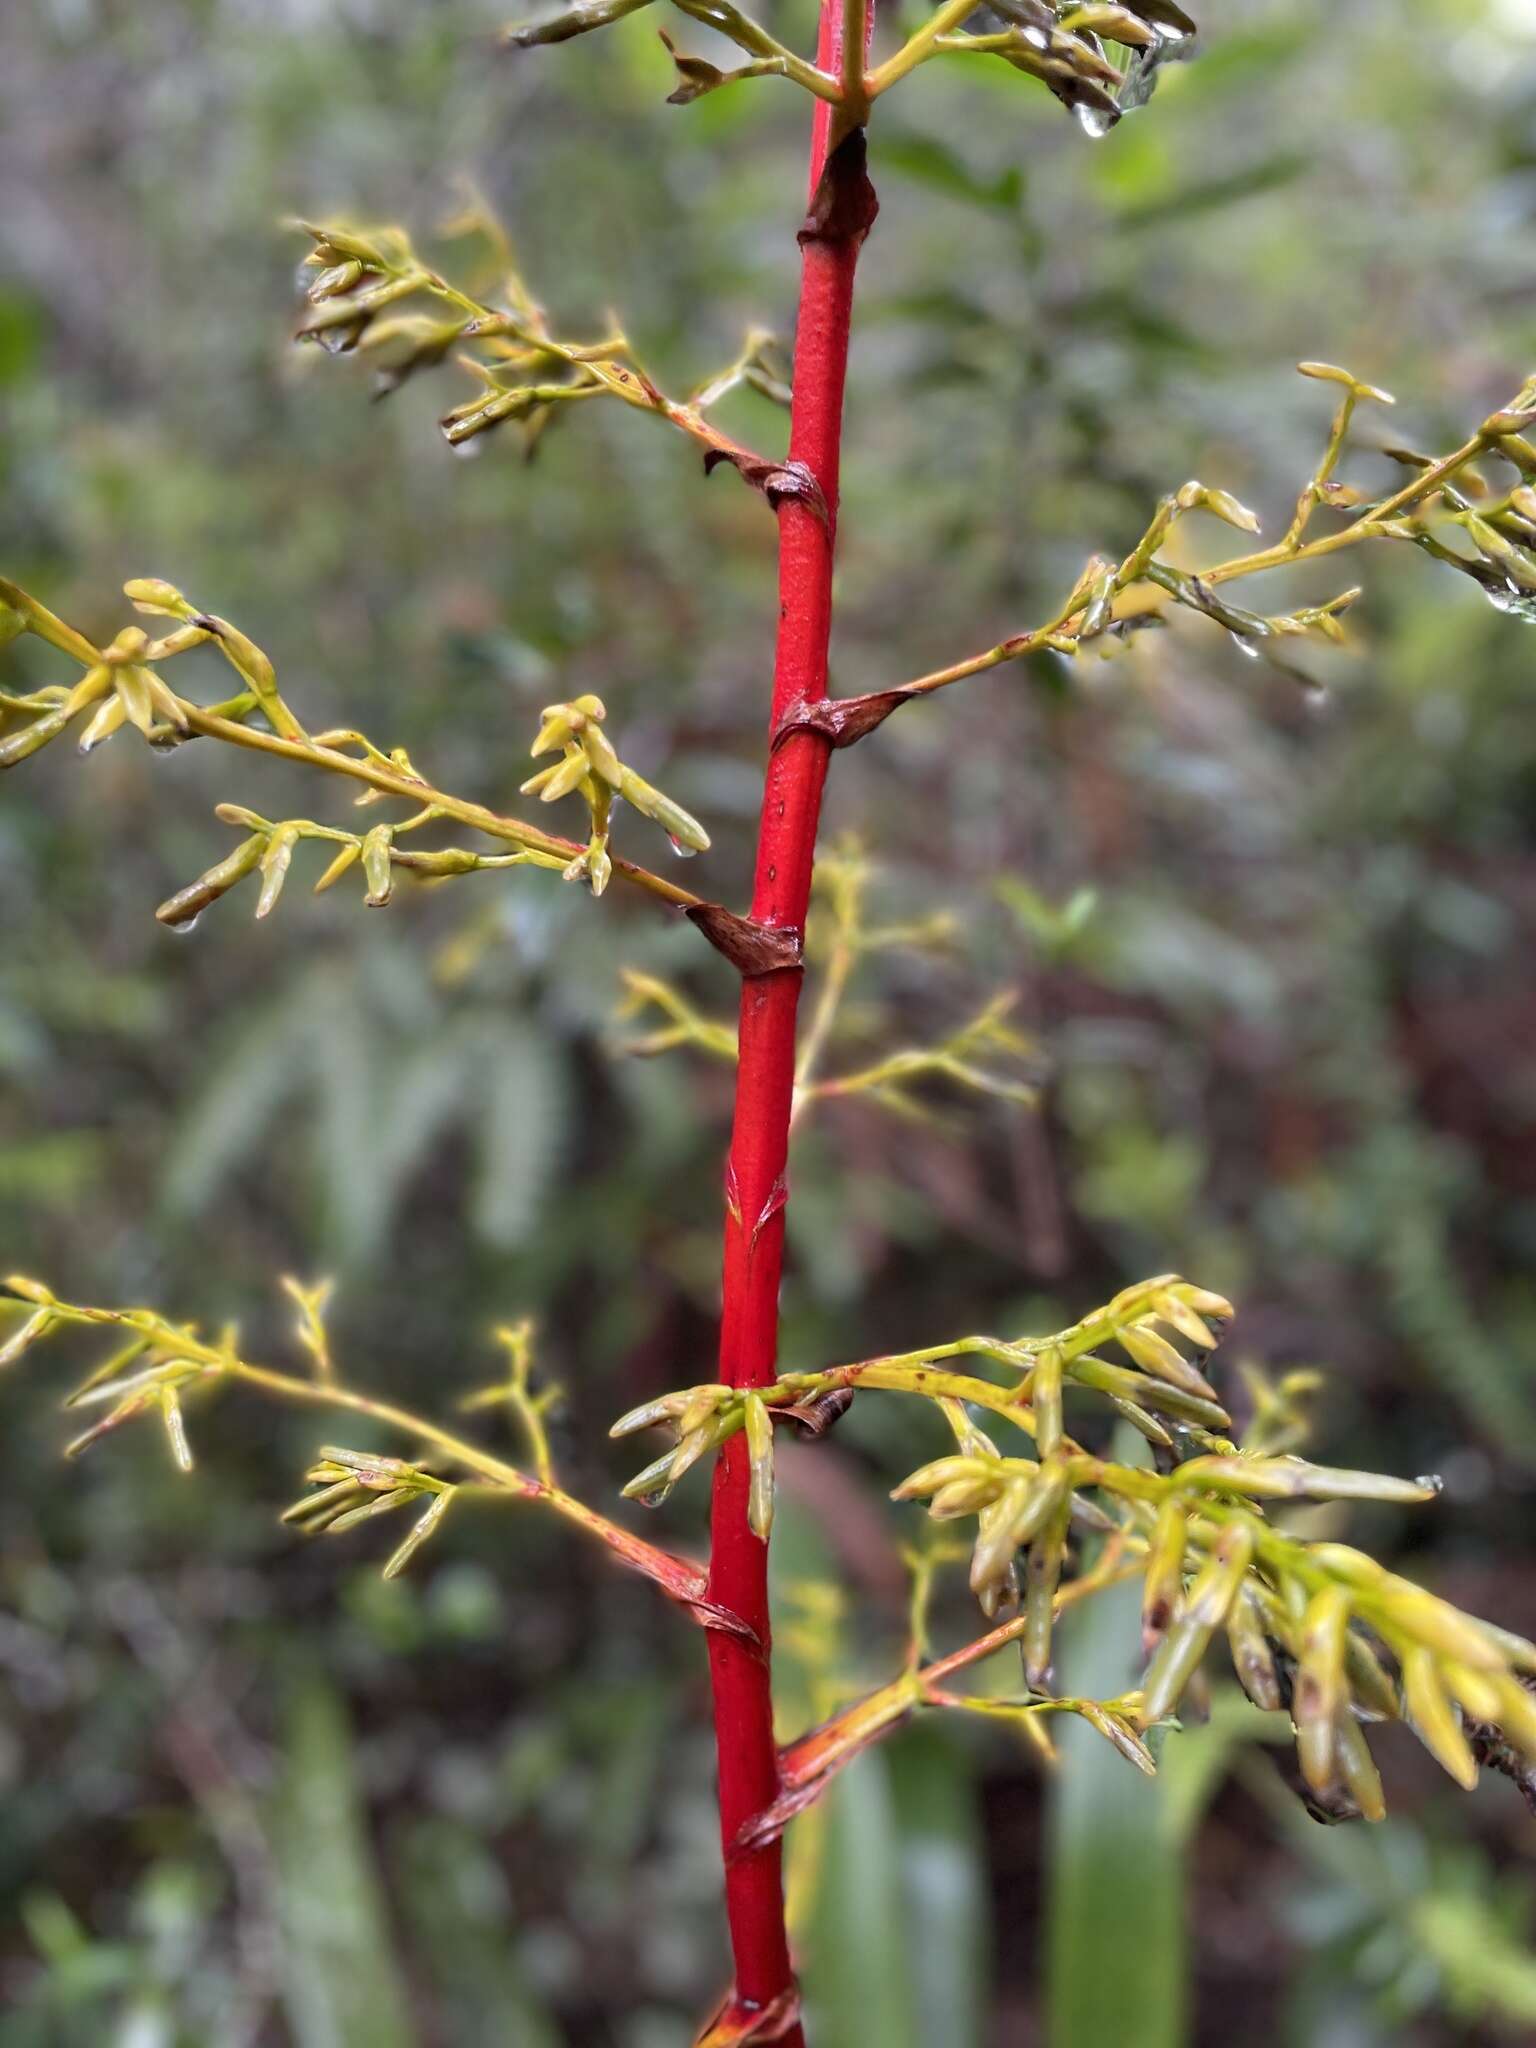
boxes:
[1075,103,1117,140]
[667,833,698,859]
[449,436,486,461]
[1414,1473,1445,1496]
[1228,632,1262,660]
[1485,581,1536,623]
[168,912,202,935]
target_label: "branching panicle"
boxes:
[7,6,1536,2037]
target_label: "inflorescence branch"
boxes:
[0,1275,754,1646]
[615,839,1039,1124]
[610,1272,1536,1838]
[779,365,1536,753]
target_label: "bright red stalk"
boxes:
[703,5,875,2033]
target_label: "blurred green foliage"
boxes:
[3,0,1536,2041]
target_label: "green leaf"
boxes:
[880,133,1024,213]
[800,1750,920,2048]
[888,1727,988,2048]
[1046,1575,1184,2048]
[474,1021,568,1248]
[271,1673,417,2048]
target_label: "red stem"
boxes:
[703,6,874,2032]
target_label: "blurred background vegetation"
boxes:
[3,0,1536,2041]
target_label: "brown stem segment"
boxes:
[703,15,877,2032]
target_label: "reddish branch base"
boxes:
[701,13,880,2037]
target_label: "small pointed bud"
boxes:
[292,219,394,270]
[76,692,129,756]
[1141,1496,1188,1653]
[580,721,623,787]
[1297,362,1395,406]
[1030,1346,1063,1456]
[615,766,711,852]
[1139,1522,1253,1726]
[361,824,394,907]
[112,665,158,737]
[0,706,70,768]
[309,842,356,893]
[1481,406,1536,440]
[255,824,300,919]
[744,1391,774,1543]
[156,835,266,928]
[502,0,656,49]
[160,1387,194,1473]
[1293,1583,1349,1798]
[0,1307,58,1370]
[1226,1587,1281,1711]
[383,1487,453,1579]
[530,711,574,757]
[1402,1646,1477,1789]
[538,750,592,803]
[1333,1713,1385,1822]
[123,578,195,619]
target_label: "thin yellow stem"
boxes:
[866,0,977,96]
[171,703,704,913]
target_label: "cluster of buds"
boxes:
[1,1277,221,1472]
[613,1380,780,1540]
[929,0,1196,139]
[283,1446,457,1580]
[521,694,710,895]
[155,801,559,932]
[293,221,437,362]
[0,573,302,776]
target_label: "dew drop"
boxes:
[1228,632,1263,660]
[168,912,202,935]
[1023,24,1048,46]
[449,435,486,461]
[1414,1473,1445,1496]
[1075,103,1117,140]
[1485,580,1536,624]
[1152,20,1188,40]
[667,833,698,859]
[312,327,353,357]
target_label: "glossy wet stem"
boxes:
[702,4,875,2033]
